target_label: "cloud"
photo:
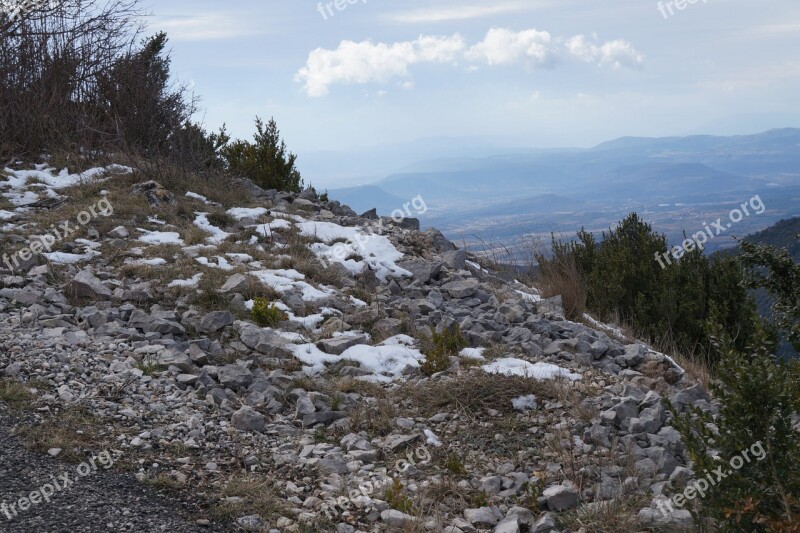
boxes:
[295,35,466,97]
[389,2,532,23]
[566,34,644,69]
[297,29,644,96]
[466,28,554,66]
[151,14,264,41]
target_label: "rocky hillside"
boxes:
[0,162,712,532]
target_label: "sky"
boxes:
[144,0,800,185]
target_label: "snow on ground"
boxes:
[250,218,291,237]
[482,357,581,381]
[228,207,268,220]
[168,273,203,288]
[137,230,184,246]
[249,269,334,301]
[194,213,231,244]
[424,429,443,447]
[511,394,538,411]
[459,347,486,360]
[43,251,99,264]
[299,220,411,282]
[290,335,424,380]
[195,256,235,271]
[1,164,132,191]
[126,258,167,266]
[0,210,15,220]
[185,192,211,204]
[515,289,543,303]
[582,314,626,339]
[3,190,39,206]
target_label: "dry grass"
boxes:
[536,252,587,320]
[211,474,287,524]
[17,407,110,463]
[403,371,564,417]
[0,380,33,411]
[561,493,651,533]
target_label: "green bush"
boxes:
[541,213,761,365]
[667,326,800,530]
[420,325,467,376]
[220,117,303,192]
[251,297,287,327]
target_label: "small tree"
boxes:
[221,117,303,192]
[740,239,800,350]
[667,326,800,531]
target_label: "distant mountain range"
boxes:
[329,128,800,251]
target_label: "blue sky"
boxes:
[145,0,800,184]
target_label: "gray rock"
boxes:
[217,364,253,391]
[231,406,266,433]
[380,509,416,528]
[616,344,646,368]
[67,270,112,301]
[220,273,250,294]
[542,484,578,511]
[198,311,234,334]
[442,250,467,271]
[384,433,421,453]
[317,335,366,355]
[464,506,502,527]
[442,279,479,299]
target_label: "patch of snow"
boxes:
[127,257,167,266]
[515,289,542,303]
[349,296,368,307]
[299,220,411,282]
[582,314,626,339]
[147,216,166,226]
[185,191,210,204]
[43,251,99,264]
[482,357,581,381]
[168,273,203,288]
[459,347,486,360]
[465,260,488,273]
[424,429,443,447]
[511,394,538,411]
[0,210,15,220]
[290,341,423,380]
[1,164,132,191]
[380,334,416,347]
[249,269,335,301]
[137,229,184,246]
[195,256,235,271]
[227,207,268,220]
[194,212,231,244]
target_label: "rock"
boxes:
[217,364,253,391]
[220,273,250,294]
[442,250,467,271]
[397,260,442,284]
[236,322,291,357]
[131,180,175,206]
[360,208,378,220]
[442,279,479,299]
[67,270,112,301]
[384,433,422,453]
[107,226,129,238]
[198,311,234,334]
[317,335,366,355]
[381,509,416,528]
[542,484,578,511]
[464,506,501,527]
[532,513,557,532]
[617,343,646,367]
[231,406,266,433]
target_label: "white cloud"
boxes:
[295,35,465,97]
[150,14,264,41]
[466,27,554,66]
[566,35,644,69]
[297,29,644,96]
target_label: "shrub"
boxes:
[220,117,303,192]
[251,297,287,327]
[420,325,467,376]
[667,326,800,530]
[542,213,761,365]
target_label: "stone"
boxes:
[542,484,578,511]
[397,260,442,284]
[442,250,467,271]
[217,364,253,391]
[442,279,479,299]
[464,506,501,527]
[317,335,366,355]
[616,344,646,368]
[380,509,416,528]
[231,406,265,433]
[384,433,421,453]
[107,226,129,238]
[198,311,234,334]
[67,270,112,301]
[220,273,250,294]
